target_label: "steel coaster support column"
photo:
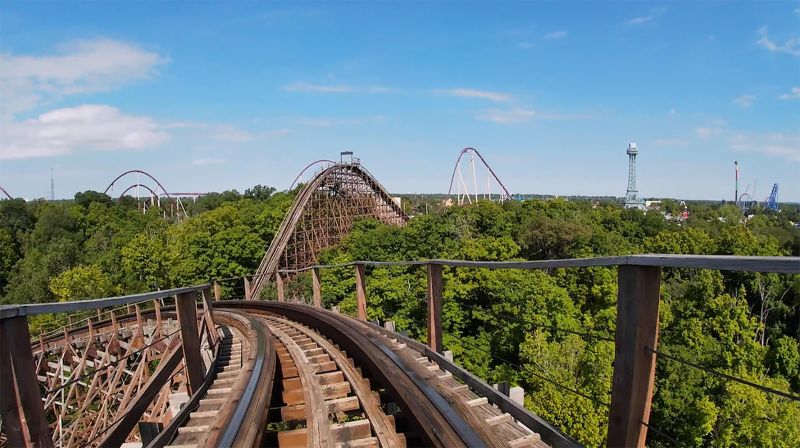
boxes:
[175,290,204,395]
[355,263,367,320]
[276,273,285,302]
[244,276,252,300]
[0,316,54,447]
[608,265,661,448]
[312,267,322,308]
[213,281,222,301]
[426,263,443,353]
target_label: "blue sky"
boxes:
[1,2,798,201]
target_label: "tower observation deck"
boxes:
[624,142,645,210]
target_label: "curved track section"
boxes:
[222,301,555,448]
[251,163,408,297]
[17,302,562,448]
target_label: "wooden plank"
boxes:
[213,281,222,301]
[266,314,405,448]
[175,291,204,395]
[0,318,29,447]
[426,263,443,353]
[355,264,367,320]
[201,286,218,347]
[607,265,661,448]
[269,323,333,448]
[98,345,183,446]
[281,396,360,421]
[2,316,53,447]
[312,267,322,308]
[0,284,208,319]
[276,273,285,302]
[244,276,253,300]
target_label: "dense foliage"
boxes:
[1,191,799,447]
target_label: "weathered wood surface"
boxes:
[176,291,205,394]
[0,284,209,318]
[607,265,661,448]
[426,263,443,353]
[355,263,368,320]
[275,255,800,274]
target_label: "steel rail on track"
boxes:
[219,301,486,448]
[216,311,276,447]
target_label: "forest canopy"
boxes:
[1,190,799,447]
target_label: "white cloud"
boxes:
[479,107,535,124]
[294,116,385,127]
[652,138,689,146]
[517,41,535,49]
[669,108,677,116]
[695,119,727,137]
[779,87,800,100]
[192,157,227,166]
[0,104,169,160]
[733,94,756,108]
[731,132,800,161]
[284,82,395,94]
[434,88,511,102]
[695,127,724,137]
[756,26,800,57]
[626,8,665,26]
[627,16,653,25]
[212,124,257,142]
[0,39,167,116]
[543,31,567,40]
[166,122,291,141]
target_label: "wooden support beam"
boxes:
[244,276,252,300]
[99,346,183,446]
[607,265,661,448]
[213,281,222,301]
[175,291,204,395]
[312,267,322,308]
[355,264,367,320]
[426,263,443,353]
[0,318,29,447]
[276,273,285,302]
[1,316,54,447]
[201,286,218,347]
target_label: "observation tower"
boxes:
[624,142,645,210]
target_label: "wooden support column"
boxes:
[312,268,322,308]
[201,286,218,347]
[213,281,222,301]
[426,263,443,353]
[0,317,53,447]
[243,276,252,300]
[0,318,29,447]
[175,291,204,395]
[355,264,367,320]
[276,273,285,302]
[608,265,662,448]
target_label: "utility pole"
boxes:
[50,168,55,201]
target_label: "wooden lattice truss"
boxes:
[30,303,206,447]
[252,162,408,297]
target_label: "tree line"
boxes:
[1,189,798,447]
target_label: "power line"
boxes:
[647,347,800,401]
[456,301,615,342]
